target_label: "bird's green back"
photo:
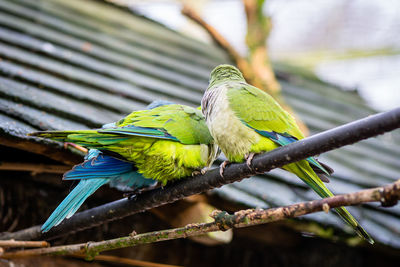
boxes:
[114,104,213,145]
[30,104,218,184]
[227,83,305,140]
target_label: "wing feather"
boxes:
[102,104,212,145]
[227,82,304,140]
[227,83,331,176]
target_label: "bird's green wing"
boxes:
[227,82,304,140]
[30,104,213,147]
[103,104,213,145]
[227,82,330,175]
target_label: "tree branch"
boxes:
[1,179,400,259]
[0,162,70,174]
[181,5,250,78]
[0,240,49,248]
[243,0,281,94]
[1,107,399,242]
[71,254,183,267]
[182,2,309,134]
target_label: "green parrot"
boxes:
[30,103,219,186]
[31,101,220,232]
[201,64,374,244]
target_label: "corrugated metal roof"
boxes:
[0,0,399,247]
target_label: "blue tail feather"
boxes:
[41,178,108,233]
[41,150,157,233]
[251,127,331,175]
[63,154,133,180]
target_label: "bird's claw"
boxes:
[123,187,144,200]
[124,192,138,200]
[192,167,210,177]
[219,160,230,178]
[192,170,201,177]
[245,153,263,174]
[191,167,209,177]
[245,153,256,170]
[200,167,209,175]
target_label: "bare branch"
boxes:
[182,2,308,134]
[181,5,251,83]
[0,136,82,166]
[1,179,399,259]
[0,162,70,174]
[71,254,183,267]
[0,240,49,248]
[1,107,399,242]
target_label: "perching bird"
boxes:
[201,64,374,244]
[30,101,219,232]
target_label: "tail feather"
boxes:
[41,178,108,233]
[284,161,374,244]
[29,130,95,137]
[63,151,158,191]
[63,153,134,180]
[29,130,126,147]
[29,130,96,142]
[335,206,374,244]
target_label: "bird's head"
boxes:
[208,64,245,89]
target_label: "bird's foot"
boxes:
[191,171,200,177]
[191,167,209,177]
[245,153,261,173]
[123,188,143,200]
[124,192,138,200]
[64,142,88,153]
[200,167,209,175]
[219,160,231,178]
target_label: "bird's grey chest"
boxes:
[202,86,259,158]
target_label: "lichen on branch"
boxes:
[2,179,400,259]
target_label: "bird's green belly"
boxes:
[205,83,279,162]
[107,138,208,185]
[209,109,273,163]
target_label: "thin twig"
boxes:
[0,136,83,166]
[63,142,88,154]
[182,2,308,133]
[0,162,70,174]
[1,179,399,259]
[1,107,399,242]
[181,5,251,80]
[0,240,49,248]
[71,254,183,267]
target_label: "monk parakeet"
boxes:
[201,64,373,244]
[30,101,219,232]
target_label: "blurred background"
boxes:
[126,0,400,111]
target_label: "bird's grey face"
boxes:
[208,64,244,89]
[202,64,244,118]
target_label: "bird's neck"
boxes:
[207,76,244,89]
